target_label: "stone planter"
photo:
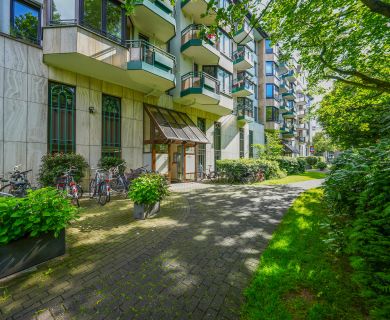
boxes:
[133,202,160,220]
[0,230,66,279]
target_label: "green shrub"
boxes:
[216,158,285,183]
[275,157,305,175]
[98,156,126,174]
[39,153,88,186]
[297,157,307,173]
[0,187,79,245]
[324,140,390,318]
[316,161,327,170]
[128,173,169,205]
[305,156,319,167]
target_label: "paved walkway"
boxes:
[0,181,322,320]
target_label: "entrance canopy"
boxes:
[144,104,209,144]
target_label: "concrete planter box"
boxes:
[133,202,160,220]
[0,230,66,279]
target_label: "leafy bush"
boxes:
[305,156,319,167]
[275,157,305,175]
[316,161,327,170]
[128,173,169,205]
[98,156,126,174]
[39,153,88,186]
[0,188,79,245]
[216,159,285,183]
[324,140,390,318]
[297,157,307,173]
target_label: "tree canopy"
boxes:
[316,82,390,148]
[312,132,337,156]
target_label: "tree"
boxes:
[316,82,390,148]
[312,132,336,156]
[254,129,284,159]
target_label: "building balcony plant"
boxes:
[0,188,79,279]
[129,173,169,220]
[181,24,220,65]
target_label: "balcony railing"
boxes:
[232,77,254,93]
[181,71,220,94]
[232,46,253,64]
[181,24,219,50]
[236,98,254,119]
[126,40,176,73]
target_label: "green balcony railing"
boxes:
[233,46,253,65]
[181,24,219,50]
[181,71,220,95]
[127,40,176,74]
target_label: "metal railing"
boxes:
[181,24,219,50]
[232,46,253,64]
[233,77,254,92]
[126,40,176,73]
[181,71,220,94]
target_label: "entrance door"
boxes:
[176,145,184,181]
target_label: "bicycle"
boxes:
[198,165,219,182]
[0,165,32,197]
[89,168,110,206]
[109,163,131,198]
[56,167,82,207]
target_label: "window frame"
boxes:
[214,122,222,168]
[249,130,254,158]
[265,61,275,76]
[48,81,76,154]
[266,106,279,122]
[265,39,273,54]
[10,0,41,45]
[102,94,122,158]
[239,128,245,158]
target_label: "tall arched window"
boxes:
[102,94,121,158]
[48,82,76,153]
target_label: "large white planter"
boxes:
[133,202,160,220]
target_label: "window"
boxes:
[288,100,294,109]
[219,29,232,58]
[239,128,245,158]
[266,106,279,122]
[266,84,279,99]
[254,62,258,77]
[48,82,76,153]
[265,39,273,54]
[249,130,254,158]
[82,0,124,42]
[265,61,274,76]
[214,122,222,168]
[203,66,232,95]
[102,95,121,158]
[51,0,75,23]
[11,0,40,44]
[254,105,259,123]
[197,118,206,175]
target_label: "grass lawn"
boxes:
[257,171,327,185]
[241,188,366,320]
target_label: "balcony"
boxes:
[132,0,176,42]
[279,105,289,114]
[236,98,254,123]
[279,83,288,94]
[296,95,307,106]
[299,137,306,143]
[282,70,297,82]
[281,127,297,139]
[181,71,220,104]
[297,123,308,130]
[43,25,175,94]
[181,25,220,65]
[127,40,176,92]
[282,90,296,101]
[233,46,254,71]
[282,111,297,119]
[232,73,254,97]
[181,0,216,25]
[233,20,254,45]
[278,62,289,74]
[298,110,307,118]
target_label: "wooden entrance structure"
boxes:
[143,104,209,182]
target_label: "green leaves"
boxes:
[0,187,79,245]
[128,173,170,205]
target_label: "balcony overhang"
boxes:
[43,26,175,94]
[181,39,220,65]
[181,0,216,25]
[232,87,253,97]
[233,28,254,45]
[282,92,296,101]
[132,0,176,42]
[233,56,253,71]
[282,111,297,119]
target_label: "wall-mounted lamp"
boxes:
[89,106,95,114]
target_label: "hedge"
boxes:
[275,157,305,175]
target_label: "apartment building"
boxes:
[0,0,266,184]
[257,39,311,157]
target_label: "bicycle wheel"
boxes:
[89,179,96,198]
[0,184,11,193]
[98,181,108,206]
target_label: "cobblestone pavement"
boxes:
[0,182,318,320]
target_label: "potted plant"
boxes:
[128,173,169,220]
[0,188,79,279]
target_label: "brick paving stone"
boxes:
[0,183,314,319]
